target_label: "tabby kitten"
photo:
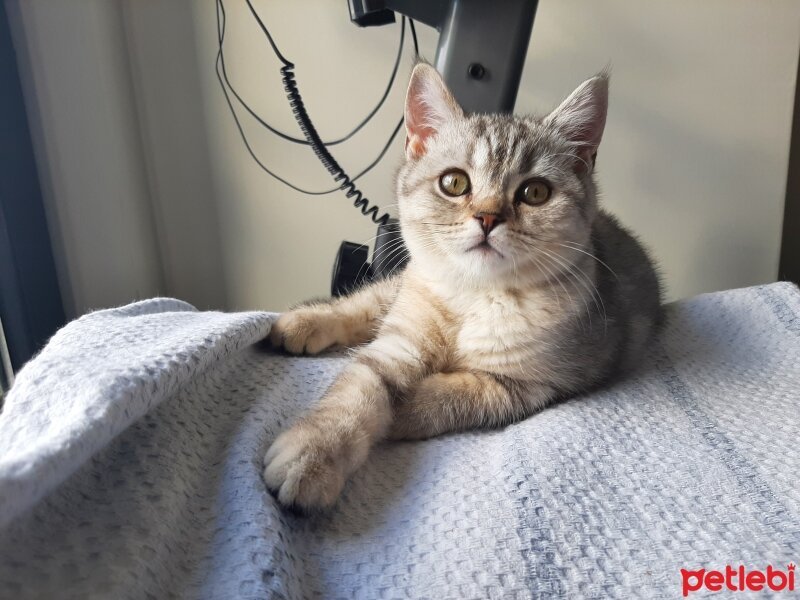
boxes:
[264,64,661,510]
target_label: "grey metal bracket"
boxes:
[348,0,538,113]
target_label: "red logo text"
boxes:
[681,564,795,596]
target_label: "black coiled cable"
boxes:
[280,65,388,225]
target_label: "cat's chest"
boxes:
[450,290,556,378]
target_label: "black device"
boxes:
[217,0,538,296]
[331,218,405,296]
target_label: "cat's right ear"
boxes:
[404,63,463,159]
[544,73,609,172]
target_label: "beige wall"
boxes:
[190,0,799,308]
[520,1,799,301]
[8,0,800,314]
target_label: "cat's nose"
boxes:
[474,212,504,236]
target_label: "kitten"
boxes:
[264,64,661,511]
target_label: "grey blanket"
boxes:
[0,283,798,599]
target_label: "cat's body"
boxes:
[264,65,661,510]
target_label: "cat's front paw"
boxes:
[269,308,340,355]
[263,421,348,511]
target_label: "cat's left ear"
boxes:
[404,63,464,159]
[544,73,609,172]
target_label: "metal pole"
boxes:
[434,0,538,113]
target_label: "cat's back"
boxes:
[592,210,663,370]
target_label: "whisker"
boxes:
[545,151,592,173]
[553,241,620,281]
[534,245,596,327]
[539,246,607,331]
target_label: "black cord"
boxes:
[215,0,344,195]
[216,0,419,213]
[220,5,406,147]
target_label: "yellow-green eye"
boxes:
[439,170,471,197]
[515,179,552,206]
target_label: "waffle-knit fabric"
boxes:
[0,284,798,599]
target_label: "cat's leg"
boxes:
[269,273,401,355]
[389,372,556,440]
[263,362,392,510]
[264,325,435,510]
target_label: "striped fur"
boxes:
[264,65,662,510]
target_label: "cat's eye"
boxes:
[515,179,552,206]
[439,170,471,197]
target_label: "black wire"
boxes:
[215,0,418,196]
[221,3,407,146]
[242,0,292,66]
[215,0,419,219]
[215,0,340,195]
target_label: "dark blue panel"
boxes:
[0,2,65,371]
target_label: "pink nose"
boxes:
[474,212,504,235]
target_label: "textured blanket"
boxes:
[0,283,798,599]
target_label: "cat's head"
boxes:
[396,63,608,287]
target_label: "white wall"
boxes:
[122,0,228,310]
[7,0,164,317]
[8,0,800,314]
[7,0,230,316]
